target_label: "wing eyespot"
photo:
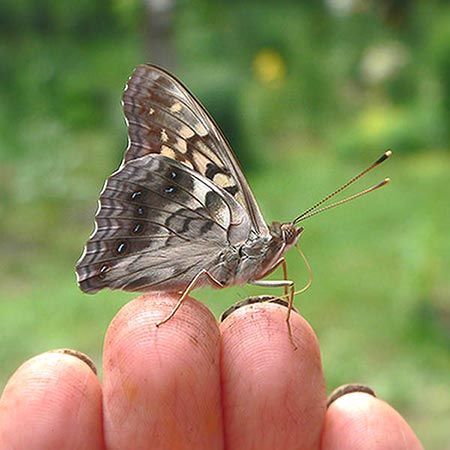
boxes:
[98,264,110,279]
[130,190,142,201]
[164,185,176,194]
[132,223,144,234]
[115,242,128,255]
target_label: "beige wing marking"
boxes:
[213,173,236,190]
[170,102,183,113]
[161,146,176,158]
[123,96,226,171]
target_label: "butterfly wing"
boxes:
[76,154,251,293]
[122,64,269,236]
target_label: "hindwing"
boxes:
[76,155,251,293]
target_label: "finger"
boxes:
[0,350,103,450]
[322,386,424,450]
[102,294,223,450]
[220,298,327,450]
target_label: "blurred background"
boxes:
[0,0,449,447]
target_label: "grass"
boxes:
[1,139,449,449]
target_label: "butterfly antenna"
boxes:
[296,178,390,222]
[293,149,392,224]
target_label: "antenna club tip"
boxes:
[378,177,390,188]
[376,149,393,165]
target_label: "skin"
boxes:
[0,294,424,450]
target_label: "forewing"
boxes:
[122,64,269,235]
[76,154,250,293]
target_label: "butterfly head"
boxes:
[269,222,304,247]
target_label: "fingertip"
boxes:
[220,296,315,344]
[102,293,223,450]
[322,391,424,450]
[103,294,220,383]
[220,299,326,449]
[220,299,322,374]
[0,351,103,450]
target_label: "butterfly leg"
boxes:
[250,277,296,349]
[156,269,223,327]
[251,256,291,310]
[281,258,289,297]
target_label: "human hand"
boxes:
[0,294,424,449]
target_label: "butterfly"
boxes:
[76,64,391,334]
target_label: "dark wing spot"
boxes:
[224,185,239,196]
[164,163,194,193]
[137,206,146,216]
[130,190,142,201]
[165,212,192,234]
[164,185,176,194]
[200,220,214,234]
[205,191,223,211]
[116,242,128,255]
[132,223,144,234]
[205,163,227,180]
[98,264,110,279]
[180,218,191,233]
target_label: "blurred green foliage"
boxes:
[0,1,449,448]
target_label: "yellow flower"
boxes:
[253,49,286,84]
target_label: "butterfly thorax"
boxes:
[211,222,303,287]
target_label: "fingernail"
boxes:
[220,295,297,322]
[50,348,97,375]
[327,383,376,407]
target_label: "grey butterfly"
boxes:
[76,64,391,328]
